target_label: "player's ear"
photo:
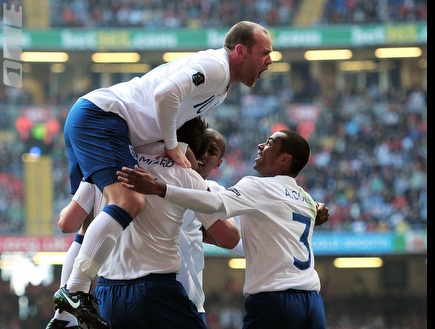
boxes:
[214,158,223,170]
[234,44,246,57]
[280,153,292,167]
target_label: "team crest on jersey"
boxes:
[192,72,205,86]
[129,145,138,161]
[227,187,241,196]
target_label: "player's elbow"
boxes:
[58,209,81,233]
[211,222,241,249]
[218,234,240,249]
[224,237,241,249]
[58,217,79,233]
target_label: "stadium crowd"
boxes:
[0,77,427,235]
[47,0,426,29]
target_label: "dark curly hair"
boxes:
[176,117,209,160]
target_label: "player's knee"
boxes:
[129,193,146,218]
[115,192,146,218]
[104,184,146,217]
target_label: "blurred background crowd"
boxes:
[0,0,426,328]
[0,79,427,235]
[48,0,427,28]
[0,66,427,235]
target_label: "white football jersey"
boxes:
[175,179,227,313]
[98,143,216,280]
[195,175,321,296]
[177,209,205,312]
[82,48,230,148]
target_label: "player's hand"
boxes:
[166,145,192,168]
[315,202,329,226]
[185,147,199,171]
[117,165,167,197]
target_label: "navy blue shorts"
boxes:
[243,289,326,329]
[64,98,138,194]
[95,274,207,329]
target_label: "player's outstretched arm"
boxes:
[118,165,224,213]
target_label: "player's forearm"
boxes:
[164,185,224,213]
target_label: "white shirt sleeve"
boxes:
[154,80,182,150]
[164,184,225,214]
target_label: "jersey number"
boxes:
[194,96,215,114]
[293,213,311,271]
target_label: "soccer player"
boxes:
[93,123,239,329]
[51,118,240,329]
[56,20,272,327]
[176,128,242,324]
[117,129,328,329]
[175,127,329,325]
